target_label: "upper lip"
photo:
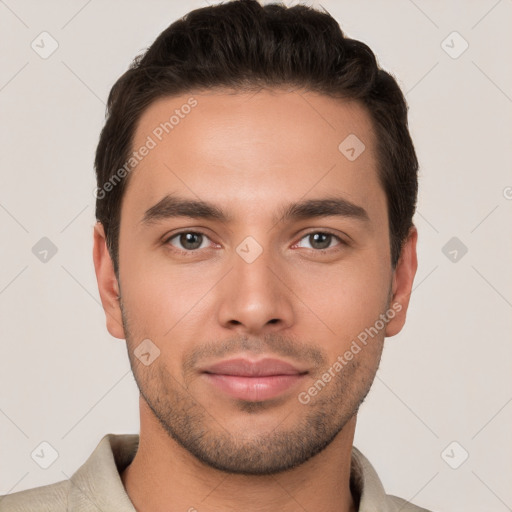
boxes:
[201,358,307,377]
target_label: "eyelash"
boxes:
[163,230,347,255]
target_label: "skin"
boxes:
[93,88,417,512]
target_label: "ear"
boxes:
[93,222,125,339]
[385,226,418,338]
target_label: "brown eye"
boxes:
[309,233,332,250]
[167,232,209,251]
[296,231,344,251]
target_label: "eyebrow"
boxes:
[141,194,370,226]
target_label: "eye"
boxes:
[164,230,346,254]
[165,231,212,252]
[294,231,345,252]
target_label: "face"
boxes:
[94,88,417,475]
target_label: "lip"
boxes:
[202,357,306,376]
[201,357,308,401]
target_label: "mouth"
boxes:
[200,357,308,401]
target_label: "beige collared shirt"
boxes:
[0,433,433,511]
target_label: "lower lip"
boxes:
[203,373,306,401]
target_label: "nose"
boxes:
[216,243,295,335]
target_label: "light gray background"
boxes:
[1,1,511,511]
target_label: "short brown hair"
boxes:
[95,0,418,274]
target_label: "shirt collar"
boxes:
[68,433,394,512]
[69,434,138,512]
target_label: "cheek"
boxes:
[118,243,217,362]
[119,234,189,312]
[304,258,390,308]
[121,270,205,337]
[294,257,390,348]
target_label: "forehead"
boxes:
[123,88,385,225]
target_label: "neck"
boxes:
[121,397,358,512]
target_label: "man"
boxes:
[1,0,433,510]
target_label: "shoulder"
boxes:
[350,446,436,512]
[0,479,69,511]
